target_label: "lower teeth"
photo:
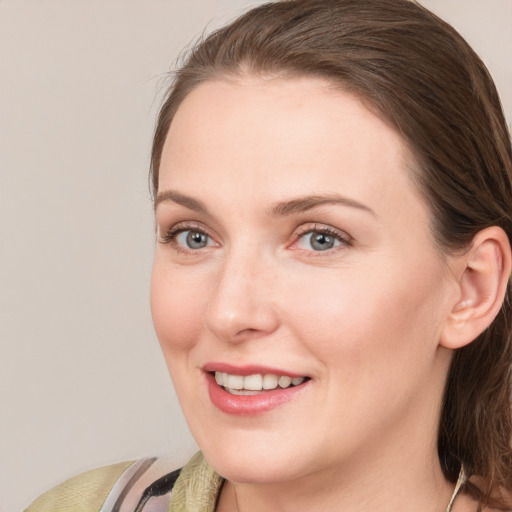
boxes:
[225,388,262,395]
[224,384,303,395]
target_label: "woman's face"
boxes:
[151,77,458,485]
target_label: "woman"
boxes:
[26,0,512,511]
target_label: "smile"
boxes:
[203,365,311,415]
[214,372,307,395]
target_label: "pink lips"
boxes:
[202,362,305,378]
[203,362,310,416]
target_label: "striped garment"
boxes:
[25,452,224,512]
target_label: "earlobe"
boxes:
[440,227,511,350]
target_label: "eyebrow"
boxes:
[268,194,376,217]
[154,190,209,214]
[155,190,375,217]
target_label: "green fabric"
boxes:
[24,460,135,512]
[168,452,224,512]
[24,453,223,512]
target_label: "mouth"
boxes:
[212,371,309,395]
[203,364,311,415]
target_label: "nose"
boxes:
[204,248,280,343]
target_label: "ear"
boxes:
[440,226,511,350]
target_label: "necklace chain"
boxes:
[445,467,466,512]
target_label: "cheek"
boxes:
[281,260,446,370]
[150,257,208,356]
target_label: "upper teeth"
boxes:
[214,372,305,391]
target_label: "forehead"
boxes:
[159,76,426,223]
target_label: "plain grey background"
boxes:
[1,1,511,511]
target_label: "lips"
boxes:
[203,363,311,415]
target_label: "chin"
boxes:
[190,420,326,485]
[203,447,302,484]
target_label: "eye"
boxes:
[176,230,212,249]
[158,224,218,252]
[294,226,351,252]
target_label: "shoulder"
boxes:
[25,457,184,512]
[25,460,135,512]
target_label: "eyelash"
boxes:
[291,224,352,253]
[157,222,352,254]
[158,222,213,253]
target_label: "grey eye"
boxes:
[296,230,344,251]
[176,230,211,249]
[309,232,336,251]
[186,231,208,248]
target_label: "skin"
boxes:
[151,77,473,511]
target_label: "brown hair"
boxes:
[150,0,512,508]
